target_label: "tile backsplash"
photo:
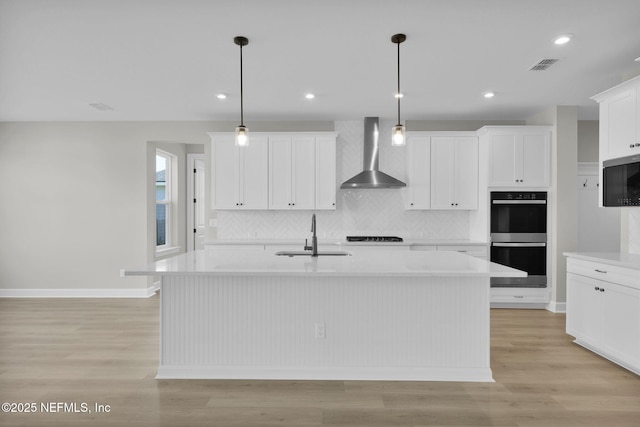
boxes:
[217,120,470,240]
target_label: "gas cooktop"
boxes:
[346,236,404,242]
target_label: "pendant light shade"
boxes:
[234,36,249,147]
[392,124,406,146]
[391,33,406,147]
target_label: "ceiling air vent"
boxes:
[89,103,114,111]
[530,58,559,71]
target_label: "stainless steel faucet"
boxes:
[310,214,318,257]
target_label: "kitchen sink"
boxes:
[275,250,352,257]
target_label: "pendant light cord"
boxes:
[396,40,401,125]
[239,43,244,127]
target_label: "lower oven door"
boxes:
[490,242,547,288]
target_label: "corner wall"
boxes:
[527,106,578,307]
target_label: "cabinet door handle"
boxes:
[595,287,600,291]
[600,288,605,292]
[630,144,635,148]
[594,269,607,274]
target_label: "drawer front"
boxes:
[438,245,488,258]
[491,287,550,303]
[567,258,640,290]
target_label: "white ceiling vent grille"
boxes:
[89,103,114,111]
[530,58,559,71]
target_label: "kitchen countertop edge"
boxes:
[206,239,488,247]
[563,252,640,270]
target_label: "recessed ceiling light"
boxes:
[216,93,227,100]
[483,91,495,99]
[305,93,315,99]
[554,34,572,45]
[394,92,404,98]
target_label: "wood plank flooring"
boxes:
[1,296,639,426]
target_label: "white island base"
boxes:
[125,249,525,382]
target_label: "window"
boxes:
[156,150,173,249]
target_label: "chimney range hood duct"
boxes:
[340,117,406,189]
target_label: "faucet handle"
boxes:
[303,238,312,251]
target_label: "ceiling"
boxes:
[1,0,639,122]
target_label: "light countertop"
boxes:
[563,252,640,270]
[206,239,488,247]
[123,248,524,278]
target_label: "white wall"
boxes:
[0,121,334,293]
[527,106,578,307]
[577,120,599,162]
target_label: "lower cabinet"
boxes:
[411,244,487,259]
[566,257,640,375]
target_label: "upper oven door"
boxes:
[490,198,547,239]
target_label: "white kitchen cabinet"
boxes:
[430,136,478,210]
[209,132,338,211]
[481,126,551,187]
[269,136,315,210]
[210,135,269,210]
[437,245,487,259]
[315,136,337,210]
[411,244,487,259]
[566,257,640,375]
[591,75,640,160]
[404,135,430,209]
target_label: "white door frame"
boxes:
[187,153,206,251]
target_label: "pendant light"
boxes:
[391,33,406,146]
[234,36,249,147]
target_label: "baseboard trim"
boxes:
[156,365,495,382]
[546,301,566,313]
[0,284,159,298]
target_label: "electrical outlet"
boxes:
[315,323,326,339]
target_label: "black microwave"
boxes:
[603,154,640,206]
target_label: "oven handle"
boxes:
[492,200,546,204]
[492,242,546,247]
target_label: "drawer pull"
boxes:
[514,295,524,299]
[594,269,607,274]
[600,288,605,292]
[595,287,600,291]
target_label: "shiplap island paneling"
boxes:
[124,249,524,382]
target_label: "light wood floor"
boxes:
[1,296,639,427]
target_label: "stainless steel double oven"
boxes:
[490,192,547,288]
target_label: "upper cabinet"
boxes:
[315,136,337,210]
[210,134,269,210]
[591,75,640,161]
[431,136,479,210]
[405,132,478,210]
[404,135,431,209]
[209,132,338,211]
[480,126,551,188]
[269,136,316,210]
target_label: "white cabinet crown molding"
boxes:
[590,74,640,103]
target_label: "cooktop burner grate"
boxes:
[346,236,403,242]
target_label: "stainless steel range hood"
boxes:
[340,117,406,189]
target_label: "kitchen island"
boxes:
[123,249,524,382]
